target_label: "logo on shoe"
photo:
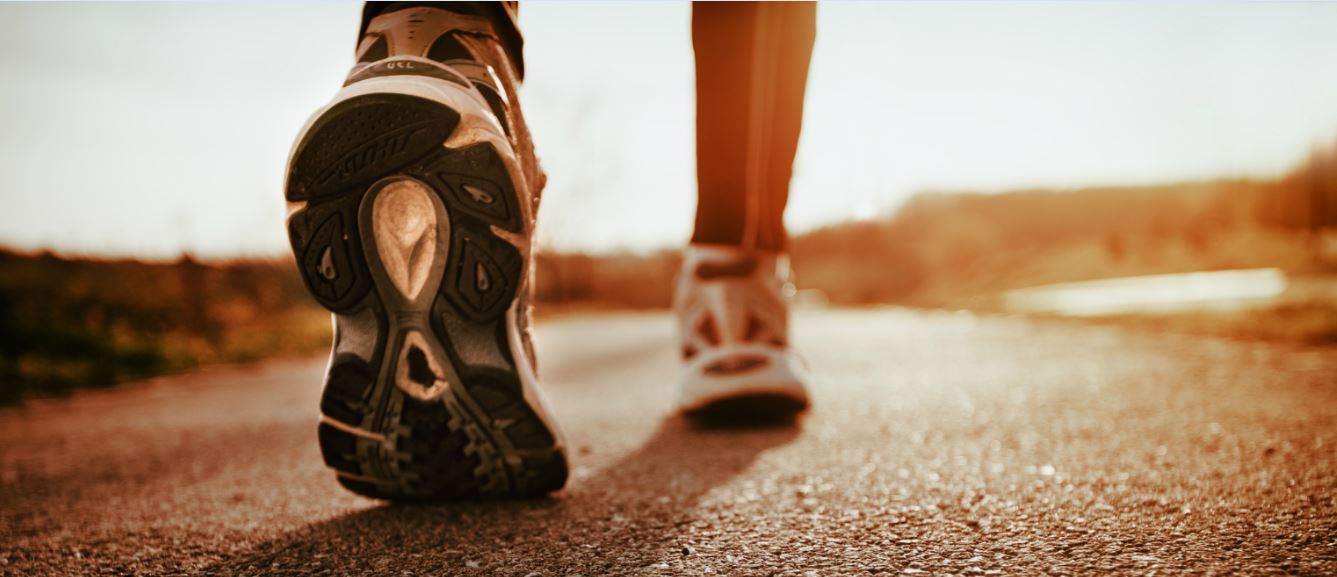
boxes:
[314,124,432,190]
[344,58,470,88]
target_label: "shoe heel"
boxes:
[287,89,566,500]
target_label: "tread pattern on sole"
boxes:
[288,92,567,501]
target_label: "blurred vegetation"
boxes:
[0,251,330,404]
[5,138,1336,403]
[539,179,1336,309]
[1261,138,1337,233]
[1085,299,1337,345]
[538,137,1337,341]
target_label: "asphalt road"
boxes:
[3,309,1335,576]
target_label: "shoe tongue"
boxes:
[695,254,757,279]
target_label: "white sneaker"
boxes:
[673,244,811,417]
[284,7,566,499]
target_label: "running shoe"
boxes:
[284,7,566,499]
[673,244,811,419]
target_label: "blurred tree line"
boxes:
[538,137,1337,309]
[1260,137,1337,233]
[6,137,1335,402]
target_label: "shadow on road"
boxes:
[205,415,801,573]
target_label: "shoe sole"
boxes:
[285,89,567,500]
[683,393,808,427]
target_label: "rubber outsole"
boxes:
[287,92,567,500]
[683,393,808,428]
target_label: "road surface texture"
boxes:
[3,309,1335,576]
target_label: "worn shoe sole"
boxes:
[285,77,567,500]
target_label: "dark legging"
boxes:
[360,2,814,251]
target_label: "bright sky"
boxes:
[3,2,1337,259]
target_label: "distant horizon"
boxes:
[4,2,1337,259]
[0,172,1296,264]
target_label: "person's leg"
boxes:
[285,2,566,500]
[691,1,815,251]
[675,2,817,420]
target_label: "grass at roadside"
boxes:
[1079,299,1337,345]
[0,250,330,404]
